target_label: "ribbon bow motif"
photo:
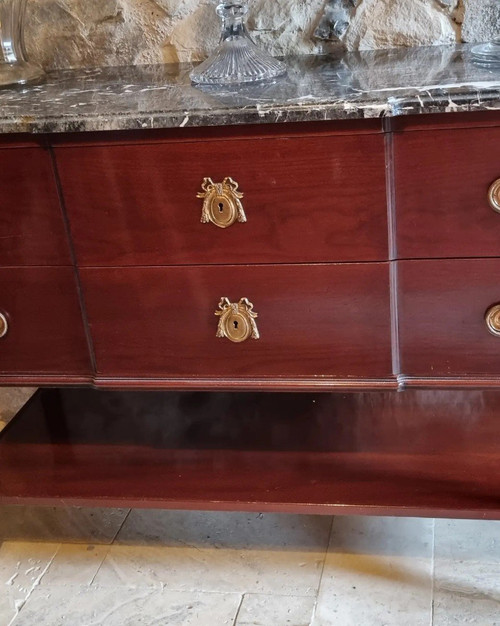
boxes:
[215,297,260,340]
[198,177,247,225]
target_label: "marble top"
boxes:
[1,44,500,134]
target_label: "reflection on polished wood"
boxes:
[0,388,499,519]
[399,259,500,376]
[80,264,392,381]
[56,131,388,266]
[0,147,71,266]
[396,125,500,259]
[0,268,91,379]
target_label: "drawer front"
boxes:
[0,268,91,376]
[57,133,388,266]
[0,148,71,265]
[81,264,392,381]
[399,259,500,377]
[395,126,500,258]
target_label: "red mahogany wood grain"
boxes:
[0,267,91,378]
[1,387,499,519]
[399,259,500,377]
[80,263,392,381]
[0,148,71,266]
[55,132,388,266]
[2,112,500,517]
[395,126,500,259]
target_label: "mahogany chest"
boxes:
[2,111,500,518]
[2,113,500,390]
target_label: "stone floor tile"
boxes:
[328,515,434,557]
[12,585,241,626]
[0,388,36,424]
[94,543,326,596]
[235,593,315,626]
[94,511,332,595]
[0,541,59,625]
[313,553,432,626]
[0,506,129,544]
[39,544,109,586]
[115,509,333,550]
[433,559,500,626]
[312,516,433,626]
[434,519,500,562]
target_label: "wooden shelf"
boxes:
[0,389,499,519]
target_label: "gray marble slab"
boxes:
[0,44,499,134]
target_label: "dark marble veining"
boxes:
[0,44,499,134]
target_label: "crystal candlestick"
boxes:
[471,36,500,67]
[0,0,44,86]
[470,2,500,68]
[190,2,286,85]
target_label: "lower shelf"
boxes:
[0,388,499,519]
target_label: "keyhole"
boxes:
[218,202,224,213]
[233,320,239,330]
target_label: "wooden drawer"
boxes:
[56,132,388,266]
[81,264,392,384]
[395,126,500,259]
[399,259,500,377]
[0,148,71,265]
[0,268,91,378]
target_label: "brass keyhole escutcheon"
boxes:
[488,179,500,214]
[198,177,247,228]
[0,312,8,338]
[215,298,260,343]
[486,304,500,337]
[211,197,234,227]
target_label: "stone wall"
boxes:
[24,0,500,71]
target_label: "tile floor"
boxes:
[0,389,499,625]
